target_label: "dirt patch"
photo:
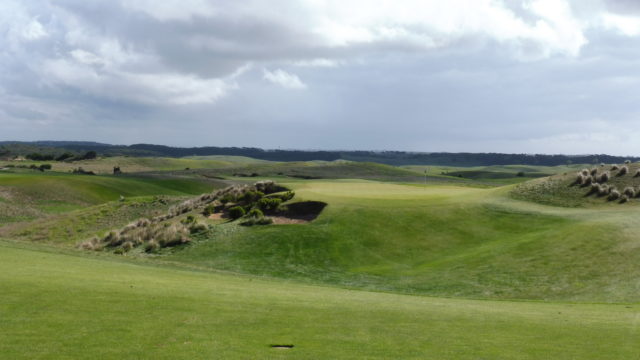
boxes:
[270,216,310,224]
[208,213,227,220]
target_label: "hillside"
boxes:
[511,162,640,207]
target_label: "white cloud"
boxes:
[263,69,307,89]
[602,13,640,36]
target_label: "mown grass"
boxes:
[165,181,640,302]
[1,242,639,359]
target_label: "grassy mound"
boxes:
[162,181,640,302]
[0,243,637,359]
[511,162,640,207]
[0,172,216,224]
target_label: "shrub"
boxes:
[635,170,640,178]
[257,197,282,212]
[220,194,236,204]
[624,187,636,198]
[39,164,52,170]
[598,172,610,183]
[590,168,598,176]
[625,160,632,164]
[203,204,216,216]
[620,195,629,203]
[516,171,525,177]
[580,169,589,176]
[609,189,621,201]
[239,190,264,204]
[247,208,264,218]
[598,184,610,196]
[228,206,245,219]
[180,215,196,225]
[55,152,74,161]
[611,165,620,171]
[189,222,207,234]
[145,239,159,253]
[618,166,629,176]
[267,191,295,202]
[241,216,273,226]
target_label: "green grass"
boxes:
[4,155,268,174]
[1,242,639,359]
[0,171,217,224]
[160,180,640,302]
[511,162,640,207]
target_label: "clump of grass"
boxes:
[618,166,629,176]
[634,170,640,178]
[625,160,631,164]
[597,172,610,183]
[623,187,636,198]
[608,189,621,201]
[596,184,610,197]
[590,168,598,176]
[620,195,629,203]
[580,169,590,177]
[611,165,620,171]
[228,206,246,219]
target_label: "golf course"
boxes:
[1,156,639,359]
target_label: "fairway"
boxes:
[1,243,638,359]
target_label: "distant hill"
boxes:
[1,141,637,166]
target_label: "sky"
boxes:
[2,0,640,154]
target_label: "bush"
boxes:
[220,194,236,204]
[580,169,589,176]
[247,208,264,218]
[267,191,295,202]
[624,187,636,198]
[257,197,282,212]
[228,206,246,219]
[620,195,629,203]
[239,190,264,204]
[26,153,54,161]
[203,204,216,216]
[611,165,620,171]
[189,222,207,234]
[609,189,621,201]
[590,168,598,176]
[598,184,610,196]
[241,216,273,226]
[618,166,629,176]
[180,215,196,225]
[625,160,632,164]
[598,172,610,183]
[55,152,74,161]
[39,164,52,170]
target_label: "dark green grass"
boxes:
[1,243,639,359]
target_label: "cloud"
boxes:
[263,69,307,89]
[3,0,640,154]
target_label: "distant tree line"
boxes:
[1,141,639,166]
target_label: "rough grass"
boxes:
[510,164,640,208]
[1,243,639,360]
[4,155,268,174]
[0,171,216,224]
